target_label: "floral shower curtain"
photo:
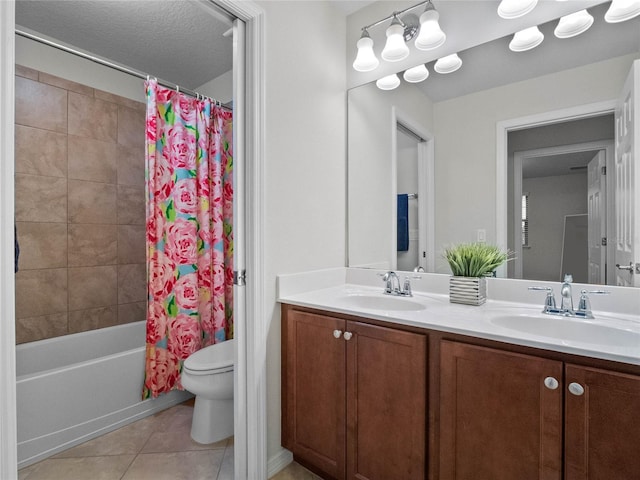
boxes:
[143,79,233,399]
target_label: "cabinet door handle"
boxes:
[343,331,353,341]
[333,330,342,339]
[568,382,585,396]
[544,376,559,390]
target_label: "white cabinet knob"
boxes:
[343,331,353,341]
[333,330,342,339]
[568,382,585,396]
[544,377,559,390]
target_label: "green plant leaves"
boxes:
[444,243,514,277]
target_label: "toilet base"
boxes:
[190,396,234,444]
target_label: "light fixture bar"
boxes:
[360,0,430,32]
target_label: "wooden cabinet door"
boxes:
[346,321,427,480]
[285,310,347,479]
[439,341,563,480]
[565,364,640,480]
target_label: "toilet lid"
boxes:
[184,339,235,373]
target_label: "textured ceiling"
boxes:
[15,0,234,90]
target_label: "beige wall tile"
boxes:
[68,224,117,267]
[95,88,145,110]
[118,225,146,264]
[15,174,67,223]
[15,64,38,81]
[68,265,117,311]
[68,92,118,142]
[15,76,67,133]
[16,222,67,270]
[15,125,67,177]
[118,302,146,325]
[68,180,117,224]
[68,306,118,334]
[15,268,68,318]
[15,313,68,344]
[68,135,117,183]
[117,185,145,225]
[117,144,145,186]
[118,105,145,148]
[39,71,94,97]
[118,263,146,304]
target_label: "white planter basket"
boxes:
[449,276,487,306]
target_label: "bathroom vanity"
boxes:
[278,270,640,480]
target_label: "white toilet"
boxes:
[181,339,235,444]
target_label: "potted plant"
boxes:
[444,242,513,305]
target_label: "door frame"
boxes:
[0,1,268,478]
[512,140,614,280]
[496,100,616,278]
[391,107,435,272]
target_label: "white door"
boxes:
[587,151,606,284]
[614,60,640,286]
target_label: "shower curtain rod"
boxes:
[15,28,232,110]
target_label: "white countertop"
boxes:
[277,268,640,366]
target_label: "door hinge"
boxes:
[601,166,606,175]
[601,237,607,246]
[233,270,246,286]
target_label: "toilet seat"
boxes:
[183,339,234,376]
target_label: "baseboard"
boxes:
[267,447,293,478]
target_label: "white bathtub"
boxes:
[16,321,191,468]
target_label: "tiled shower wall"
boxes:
[14,65,146,344]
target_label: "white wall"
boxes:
[522,173,587,282]
[433,53,639,272]
[196,69,232,103]
[257,0,347,462]
[348,81,434,268]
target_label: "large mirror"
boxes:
[347,1,640,287]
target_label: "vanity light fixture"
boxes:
[509,26,544,52]
[403,64,430,83]
[554,9,594,38]
[414,0,446,51]
[376,73,401,90]
[604,0,640,23]
[434,53,462,74]
[381,14,411,62]
[497,0,538,19]
[352,1,446,72]
[353,29,380,72]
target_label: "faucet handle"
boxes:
[528,286,556,309]
[577,289,610,317]
[402,276,412,297]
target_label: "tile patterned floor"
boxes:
[18,401,233,480]
[17,400,319,480]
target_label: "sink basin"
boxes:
[336,294,426,312]
[490,314,640,348]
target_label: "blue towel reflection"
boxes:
[397,194,409,252]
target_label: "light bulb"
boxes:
[415,6,446,51]
[605,0,640,23]
[434,53,462,74]
[509,26,544,52]
[403,64,429,83]
[376,74,401,90]
[381,16,410,62]
[497,0,538,19]
[352,30,379,72]
[554,10,594,38]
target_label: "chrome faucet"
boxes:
[560,274,574,312]
[528,274,609,319]
[381,271,412,297]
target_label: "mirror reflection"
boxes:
[347,2,640,286]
